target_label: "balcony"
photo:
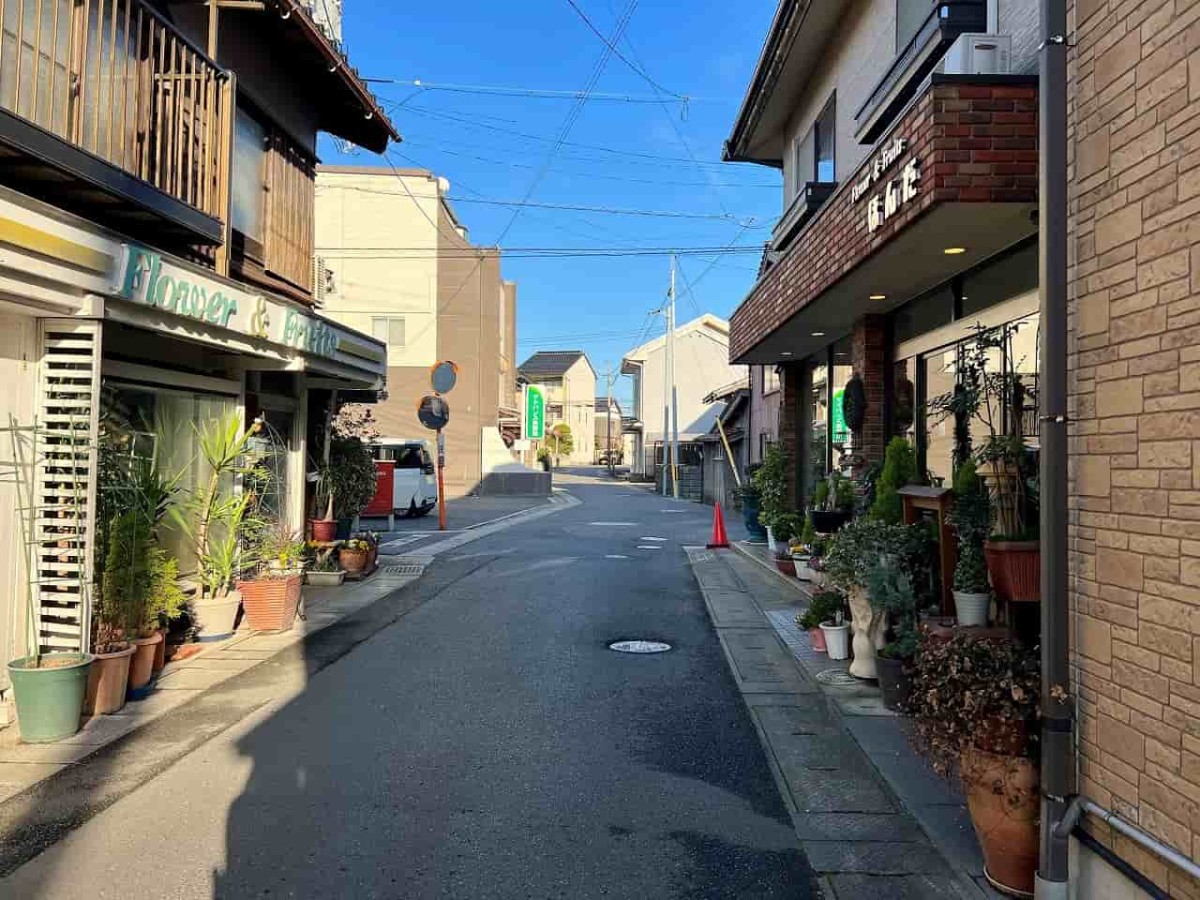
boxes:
[772,181,837,254]
[0,0,230,245]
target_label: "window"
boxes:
[763,365,781,394]
[814,95,836,183]
[372,317,406,348]
[232,109,267,242]
[897,0,931,51]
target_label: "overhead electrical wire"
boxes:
[561,0,685,100]
[363,78,706,106]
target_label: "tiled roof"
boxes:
[518,351,586,378]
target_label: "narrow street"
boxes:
[0,474,816,899]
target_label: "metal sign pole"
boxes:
[436,428,447,532]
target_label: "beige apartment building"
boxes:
[518,352,597,466]
[315,167,518,497]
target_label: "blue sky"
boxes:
[320,0,781,405]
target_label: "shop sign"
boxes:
[850,137,921,234]
[524,385,545,440]
[117,244,340,359]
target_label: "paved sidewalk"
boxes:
[0,569,420,801]
[688,545,1000,899]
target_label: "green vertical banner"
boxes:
[831,389,848,444]
[524,386,545,440]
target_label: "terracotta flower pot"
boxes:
[152,629,167,672]
[961,748,1039,897]
[127,633,162,694]
[808,627,827,653]
[83,644,136,715]
[984,540,1040,604]
[310,518,336,543]
[237,575,303,632]
[340,548,368,575]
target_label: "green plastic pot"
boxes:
[7,653,92,743]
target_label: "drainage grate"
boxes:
[381,564,425,577]
[816,669,859,686]
[609,640,672,654]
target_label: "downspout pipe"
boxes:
[1036,0,1072,891]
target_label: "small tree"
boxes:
[545,423,574,462]
[870,437,918,524]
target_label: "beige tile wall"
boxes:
[1068,0,1200,892]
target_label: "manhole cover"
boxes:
[609,640,672,654]
[381,564,425,577]
[816,669,859,686]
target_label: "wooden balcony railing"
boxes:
[0,0,230,224]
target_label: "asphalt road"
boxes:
[3,471,814,899]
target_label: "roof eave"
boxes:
[724,0,801,164]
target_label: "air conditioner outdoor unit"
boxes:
[942,33,1012,75]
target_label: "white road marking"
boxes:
[589,521,637,526]
[640,537,668,542]
[605,554,629,559]
[637,545,662,550]
[660,510,685,514]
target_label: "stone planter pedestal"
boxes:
[848,585,888,680]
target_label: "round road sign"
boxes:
[431,360,458,395]
[417,394,450,430]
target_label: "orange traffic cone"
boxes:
[707,502,730,549]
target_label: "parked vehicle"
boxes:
[371,439,438,517]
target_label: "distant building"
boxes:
[519,351,597,465]
[315,166,518,497]
[621,314,741,479]
[594,397,623,463]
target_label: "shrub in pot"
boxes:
[340,538,371,575]
[797,589,846,653]
[869,437,919,525]
[740,480,767,541]
[864,558,920,712]
[128,549,185,698]
[772,544,796,577]
[753,444,789,548]
[238,523,306,633]
[950,460,992,627]
[306,554,346,587]
[810,475,850,534]
[824,518,926,680]
[909,632,1041,897]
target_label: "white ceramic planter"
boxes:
[306,570,346,587]
[847,584,888,680]
[954,590,991,627]
[193,591,241,642]
[792,554,811,581]
[820,621,851,660]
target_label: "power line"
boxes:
[315,245,765,259]
[363,78,704,106]
[398,140,781,188]
[562,0,685,100]
[390,103,735,168]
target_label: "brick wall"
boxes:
[729,77,1038,362]
[852,314,889,470]
[780,363,801,508]
[1067,0,1200,892]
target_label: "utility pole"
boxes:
[661,283,670,497]
[605,365,615,477]
[668,254,679,500]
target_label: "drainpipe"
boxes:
[1035,0,1072,891]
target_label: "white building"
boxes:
[621,314,741,478]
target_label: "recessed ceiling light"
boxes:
[811,331,825,337]
[869,293,887,301]
[944,246,967,255]
[781,351,793,357]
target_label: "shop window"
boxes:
[814,95,836,183]
[232,109,267,243]
[372,317,406,348]
[830,336,855,465]
[961,241,1038,317]
[807,354,829,496]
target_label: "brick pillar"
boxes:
[852,315,889,473]
[779,362,801,509]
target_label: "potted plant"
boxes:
[949,459,992,626]
[824,518,923,680]
[810,472,851,534]
[238,521,306,633]
[926,324,1039,603]
[797,588,845,653]
[864,557,921,712]
[909,632,1040,896]
[354,531,380,571]
[128,549,185,698]
[753,444,788,550]
[740,477,767,541]
[328,433,380,538]
[340,538,371,575]
[790,515,817,579]
[172,414,260,642]
[308,467,337,543]
[306,553,346,587]
[818,599,851,661]
[4,423,93,741]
